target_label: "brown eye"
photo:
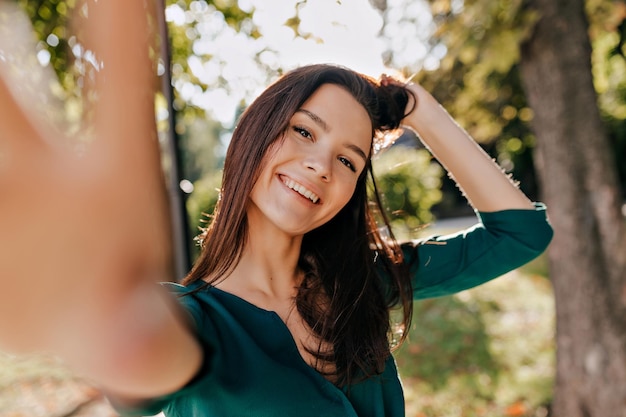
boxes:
[338,156,356,172]
[293,126,313,140]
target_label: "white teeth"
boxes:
[282,177,320,203]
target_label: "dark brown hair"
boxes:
[183,64,415,387]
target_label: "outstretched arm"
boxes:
[0,0,201,400]
[396,79,535,212]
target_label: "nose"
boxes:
[304,151,332,182]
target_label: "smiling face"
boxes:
[248,83,373,237]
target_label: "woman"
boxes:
[0,4,552,417]
[103,63,551,417]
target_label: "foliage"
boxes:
[11,0,258,133]
[178,117,225,183]
[382,0,626,201]
[414,0,539,202]
[16,0,74,82]
[590,1,626,194]
[186,166,222,258]
[164,0,260,110]
[384,0,537,143]
[380,0,545,205]
[396,262,555,417]
[373,143,444,238]
[395,295,498,391]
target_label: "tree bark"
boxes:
[519,0,626,416]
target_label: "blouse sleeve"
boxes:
[402,202,553,300]
[112,282,213,417]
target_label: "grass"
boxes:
[397,257,555,417]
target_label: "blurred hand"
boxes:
[0,1,172,355]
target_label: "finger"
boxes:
[70,2,173,275]
[73,1,171,243]
[0,3,64,158]
[0,76,47,160]
[76,0,161,168]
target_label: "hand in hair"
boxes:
[381,75,534,212]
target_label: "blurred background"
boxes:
[1,0,625,416]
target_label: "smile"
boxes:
[280,176,320,204]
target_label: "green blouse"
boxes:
[117,204,553,417]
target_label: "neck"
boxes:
[214,211,305,305]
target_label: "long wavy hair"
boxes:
[183,64,415,387]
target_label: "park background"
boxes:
[1,0,625,416]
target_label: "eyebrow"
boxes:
[345,143,368,163]
[295,108,368,163]
[297,109,328,132]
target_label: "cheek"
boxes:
[331,178,359,212]
[253,140,285,184]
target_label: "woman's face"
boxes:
[248,83,372,237]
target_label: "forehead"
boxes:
[298,84,373,150]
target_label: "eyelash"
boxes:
[293,126,312,140]
[338,156,356,172]
[291,125,357,172]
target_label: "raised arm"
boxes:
[0,0,201,400]
[398,80,535,212]
[380,78,552,298]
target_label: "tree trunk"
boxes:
[519,0,626,416]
